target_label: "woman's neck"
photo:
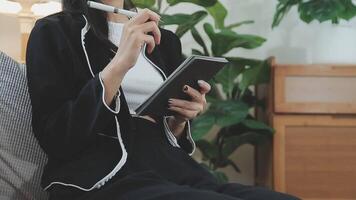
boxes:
[101,0,129,23]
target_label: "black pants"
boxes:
[49,118,300,200]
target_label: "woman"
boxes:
[26,0,299,199]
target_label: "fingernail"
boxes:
[183,85,188,92]
[198,80,204,85]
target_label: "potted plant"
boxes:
[132,0,274,183]
[272,0,356,64]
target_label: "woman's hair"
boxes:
[62,0,136,47]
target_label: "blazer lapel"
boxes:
[144,45,170,79]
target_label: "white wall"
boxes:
[0,14,21,60]
[175,0,356,64]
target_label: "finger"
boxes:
[137,21,161,45]
[168,106,197,120]
[142,34,155,53]
[183,85,203,103]
[169,98,203,112]
[131,8,160,25]
[198,80,211,94]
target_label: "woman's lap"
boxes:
[49,119,299,200]
[49,170,299,200]
[214,183,300,200]
[78,171,241,200]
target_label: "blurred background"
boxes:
[1,0,356,199]
[2,0,356,64]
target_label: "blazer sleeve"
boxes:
[26,19,118,161]
[160,30,196,155]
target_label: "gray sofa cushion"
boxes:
[0,51,48,199]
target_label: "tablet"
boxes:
[135,55,229,116]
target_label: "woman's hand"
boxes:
[112,8,161,73]
[167,80,211,138]
[101,9,161,106]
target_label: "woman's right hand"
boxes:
[112,8,161,74]
[101,9,161,106]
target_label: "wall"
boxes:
[0,14,21,60]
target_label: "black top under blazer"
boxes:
[26,11,194,192]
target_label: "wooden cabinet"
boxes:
[274,65,356,114]
[262,60,356,200]
[273,115,356,199]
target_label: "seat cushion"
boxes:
[0,51,48,200]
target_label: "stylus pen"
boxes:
[87,1,137,18]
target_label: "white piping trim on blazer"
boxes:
[44,14,128,192]
[163,116,196,156]
[142,43,167,80]
[185,120,196,156]
[81,16,95,77]
[44,119,128,191]
[99,72,121,114]
[163,116,180,148]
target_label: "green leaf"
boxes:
[131,0,156,8]
[192,100,249,140]
[272,0,301,28]
[210,100,249,128]
[239,59,270,94]
[199,163,228,183]
[222,132,269,156]
[219,118,274,139]
[191,113,215,140]
[339,0,356,20]
[192,49,204,55]
[298,0,342,23]
[213,57,264,98]
[242,119,274,134]
[226,57,263,68]
[211,170,229,183]
[167,0,217,7]
[204,23,266,56]
[161,14,188,25]
[206,94,219,104]
[162,11,208,37]
[190,27,210,56]
[196,140,219,160]
[206,1,227,29]
[214,64,244,98]
[226,20,254,29]
[217,159,241,173]
[272,0,356,27]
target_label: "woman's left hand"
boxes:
[167,80,211,138]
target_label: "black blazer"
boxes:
[26,11,194,191]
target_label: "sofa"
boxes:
[0,51,48,199]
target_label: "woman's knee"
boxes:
[216,183,300,200]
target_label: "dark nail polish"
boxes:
[183,85,188,92]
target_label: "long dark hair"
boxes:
[62,0,136,47]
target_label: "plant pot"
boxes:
[312,23,356,65]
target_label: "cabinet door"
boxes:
[274,65,356,114]
[273,115,356,200]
